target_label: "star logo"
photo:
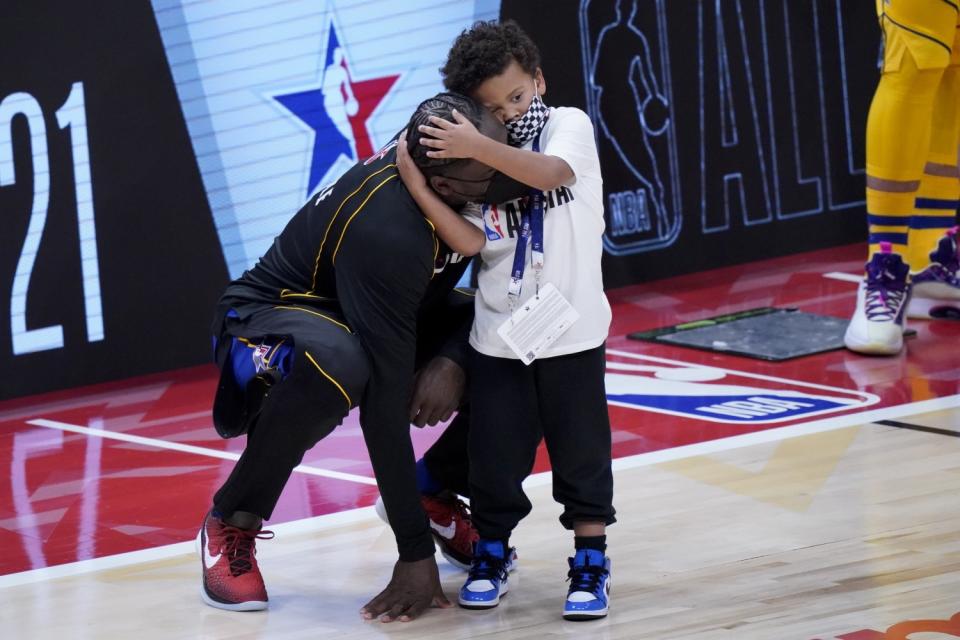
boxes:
[274,19,400,196]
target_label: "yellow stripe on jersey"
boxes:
[424,218,439,280]
[280,289,332,301]
[310,164,397,293]
[271,305,352,333]
[331,173,399,264]
[304,351,352,410]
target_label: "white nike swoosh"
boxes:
[202,536,222,569]
[430,519,458,540]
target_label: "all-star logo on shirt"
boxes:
[274,20,401,196]
[482,186,577,241]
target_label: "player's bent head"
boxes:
[405,92,503,205]
[405,92,485,173]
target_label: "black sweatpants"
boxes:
[210,294,473,523]
[467,344,616,540]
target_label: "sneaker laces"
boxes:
[450,499,479,546]
[451,497,473,523]
[425,493,472,524]
[567,561,608,596]
[216,524,275,577]
[924,229,960,285]
[864,255,909,321]
[468,552,507,582]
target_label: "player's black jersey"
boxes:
[216,142,471,560]
[224,144,468,314]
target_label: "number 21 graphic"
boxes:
[0,82,104,355]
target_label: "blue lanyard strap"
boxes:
[508,133,545,300]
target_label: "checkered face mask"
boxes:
[505,85,549,147]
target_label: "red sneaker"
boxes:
[374,495,519,572]
[420,494,479,571]
[197,511,274,611]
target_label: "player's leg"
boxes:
[201,304,368,611]
[845,4,953,354]
[908,22,960,319]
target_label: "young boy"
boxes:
[396,20,615,620]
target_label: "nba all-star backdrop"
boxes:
[1,0,878,399]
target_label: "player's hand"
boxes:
[360,556,452,622]
[396,131,429,194]
[419,109,484,159]
[409,356,465,427]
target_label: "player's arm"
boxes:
[409,289,474,427]
[334,221,434,562]
[417,110,574,191]
[335,218,454,620]
[396,134,486,257]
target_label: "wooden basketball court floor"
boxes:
[2,244,958,639]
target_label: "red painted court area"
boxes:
[2,243,957,577]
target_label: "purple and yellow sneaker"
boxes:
[844,242,912,355]
[909,227,960,320]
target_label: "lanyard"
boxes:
[508,133,544,302]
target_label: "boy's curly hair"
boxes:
[440,20,541,96]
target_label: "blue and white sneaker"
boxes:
[458,539,512,609]
[563,548,611,621]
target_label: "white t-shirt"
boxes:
[467,106,611,359]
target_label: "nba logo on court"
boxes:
[605,351,879,424]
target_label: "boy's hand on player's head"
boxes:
[396,131,429,195]
[419,109,485,159]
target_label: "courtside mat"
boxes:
[627,307,916,361]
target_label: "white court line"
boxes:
[0,506,379,590]
[3,393,958,591]
[823,271,862,284]
[531,393,960,484]
[25,418,378,487]
[606,348,878,399]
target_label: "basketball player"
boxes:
[844,0,960,355]
[197,93,524,622]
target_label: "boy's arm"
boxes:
[397,134,486,257]
[471,136,573,192]
[418,110,574,192]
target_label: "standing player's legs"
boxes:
[459,350,542,609]
[908,23,960,319]
[533,345,615,620]
[845,4,955,354]
[200,304,369,611]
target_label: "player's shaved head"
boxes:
[405,92,506,205]
[406,93,489,178]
